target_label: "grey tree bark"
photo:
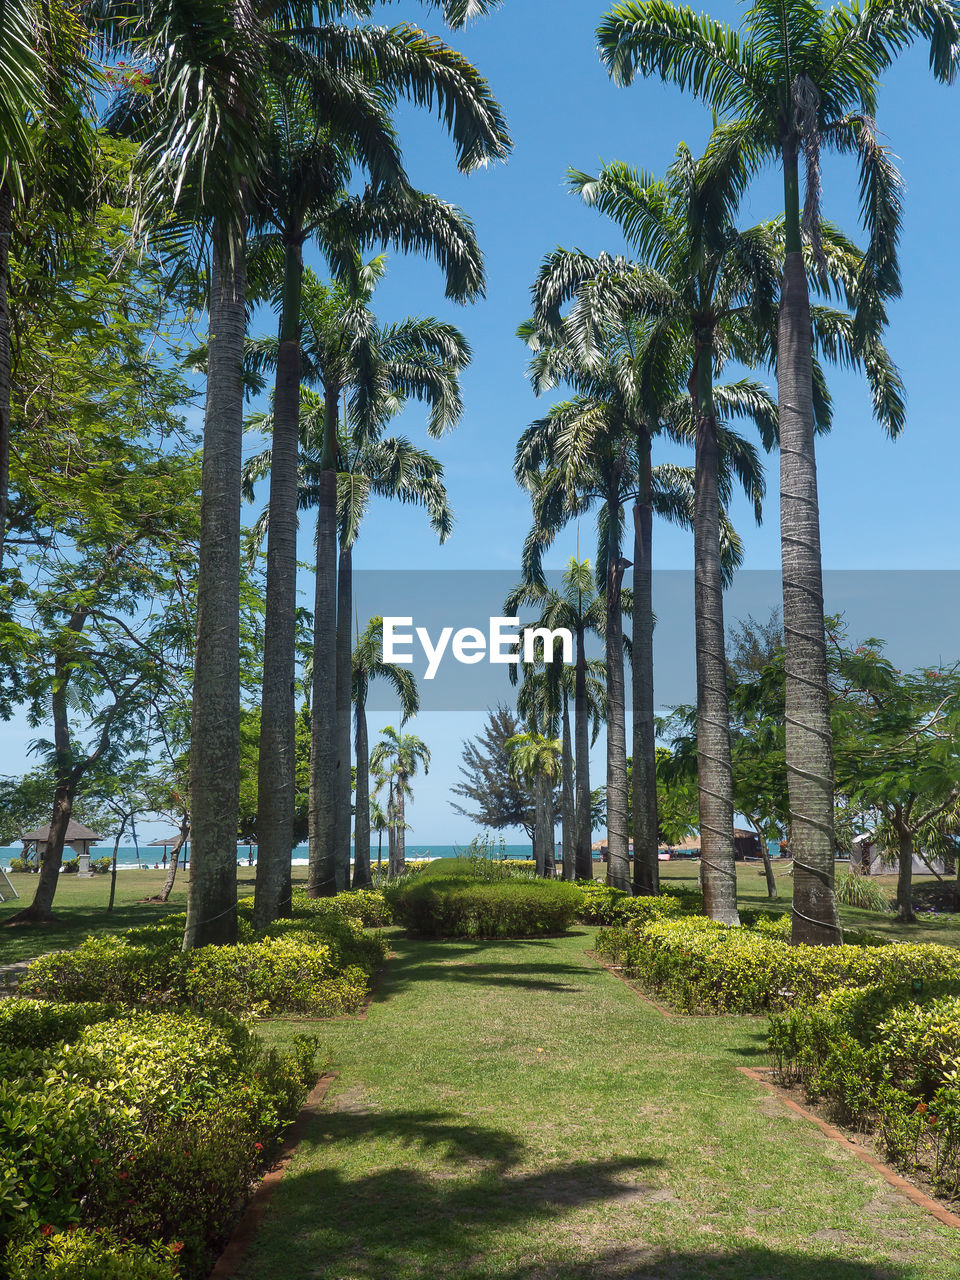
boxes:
[394,777,407,876]
[605,490,631,892]
[307,460,339,897]
[692,343,740,926]
[334,542,353,890]
[154,815,190,904]
[778,250,842,944]
[0,183,11,572]
[253,240,301,928]
[352,697,372,889]
[895,819,916,923]
[184,241,244,949]
[560,692,576,880]
[632,483,659,897]
[573,625,592,880]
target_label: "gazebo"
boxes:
[149,835,188,869]
[20,820,104,877]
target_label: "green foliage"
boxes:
[835,870,892,913]
[385,858,582,938]
[21,896,387,1017]
[594,914,960,1013]
[0,999,120,1050]
[575,883,688,925]
[0,1003,319,1275]
[5,1228,181,1280]
[770,983,960,1198]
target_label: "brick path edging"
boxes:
[739,1065,960,1231]
[208,1072,338,1279]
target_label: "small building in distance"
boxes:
[850,831,949,876]
[20,820,104,877]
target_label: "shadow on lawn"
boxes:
[373,937,593,1000]
[254,1108,923,1280]
[257,1104,665,1277]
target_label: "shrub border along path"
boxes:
[590,948,960,1235]
[239,930,960,1280]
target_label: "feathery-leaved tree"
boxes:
[506,730,563,877]
[596,0,954,939]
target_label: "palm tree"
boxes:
[516,303,765,901]
[351,617,419,888]
[100,0,509,945]
[369,794,389,877]
[505,559,607,880]
[595,0,956,940]
[245,73,479,923]
[244,263,466,900]
[370,727,430,878]
[506,731,564,877]
[532,148,780,920]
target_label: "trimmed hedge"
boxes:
[770,982,960,1198]
[385,858,583,938]
[5,1228,181,1279]
[594,915,960,1013]
[575,883,689,926]
[0,1002,319,1278]
[21,900,387,1017]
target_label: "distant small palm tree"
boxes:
[370,727,430,878]
[352,618,419,888]
[369,795,390,877]
[506,732,564,877]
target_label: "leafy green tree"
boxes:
[244,262,464,899]
[596,0,954,943]
[370,726,430,878]
[832,642,960,922]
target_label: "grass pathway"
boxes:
[246,929,956,1280]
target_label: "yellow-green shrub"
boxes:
[5,1228,181,1279]
[594,915,960,1013]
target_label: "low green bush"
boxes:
[0,999,121,1051]
[385,859,582,938]
[91,857,113,874]
[770,983,960,1198]
[594,915,960,1013]
[0,1002,319,1278]
[835,870,891,912]
[6,858,28,873]
[21,898,387,1017]
[575,883,687,926]
[5,1228,181,1279]
[61,859,78,875]
[287,887,392,929]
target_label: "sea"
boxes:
[0,843,535,871]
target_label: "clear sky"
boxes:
[3,0,959,846]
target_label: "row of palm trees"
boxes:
[505,0,957,943]
[64,0,513,946]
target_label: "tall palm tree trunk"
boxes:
[778,159,841,944]
[253,239,301,928]
[395,779,407,876]
[632,437,659,897]
[352,698,371,888]
[185,239,245,949]
[334,542,353,890]
[308,456,339,898]
[605,488,630,892]
[0,183,11,572]
[537,774,555,878]
[573,625,592,879]
[691,341,739,926]
[560,692,575,880]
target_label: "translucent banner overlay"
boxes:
[353,570,960,712]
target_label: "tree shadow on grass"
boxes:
[244,1107,664,1279]
[373,938,594,1001]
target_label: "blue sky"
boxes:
[3,0,959,846]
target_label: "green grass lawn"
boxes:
[2,859,958,967]
[247,928,960,1280]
